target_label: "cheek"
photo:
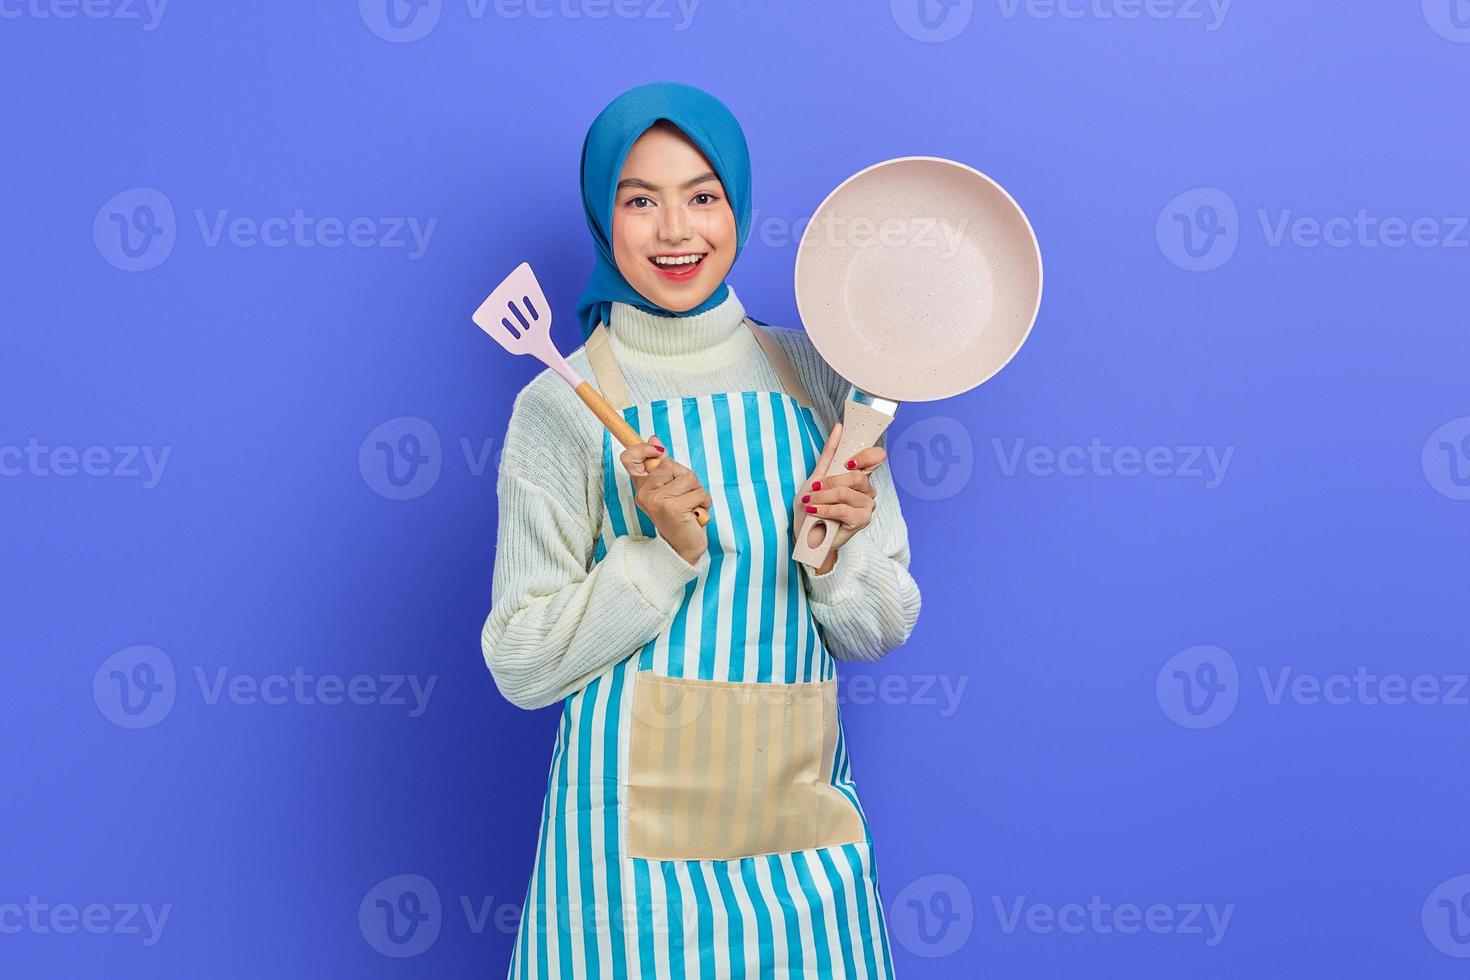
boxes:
[611,211,650,276]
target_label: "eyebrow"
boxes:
[615,171,720,193]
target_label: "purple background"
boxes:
[4,1,1470,976]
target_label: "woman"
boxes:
[482,80,922,979]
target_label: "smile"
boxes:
[648,252,707,281]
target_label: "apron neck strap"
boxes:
[585,317,815,412]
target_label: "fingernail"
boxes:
[812,481,821,491]
[656,446,665,453]
[846,459,856,469]
[801,494,810,503]
[805,505,817,513]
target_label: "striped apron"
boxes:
[507,317,897,979]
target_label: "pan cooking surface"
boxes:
[795,157,1042,403]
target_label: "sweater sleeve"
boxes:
[480,380,711,710]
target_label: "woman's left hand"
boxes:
[793,422,886,569]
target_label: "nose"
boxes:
[657,204,690,245]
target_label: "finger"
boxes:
[800,500,865,528]
[839,445,887,473]
[620,442,665,478]
[813,422,843,483]
[805,486,874,508]
[807,470,875,496]
[670,486,713,515]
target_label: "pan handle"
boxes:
[792,399,896,570]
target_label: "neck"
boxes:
[608,285,750,366]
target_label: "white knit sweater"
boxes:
[481,286,922,710]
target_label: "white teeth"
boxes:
[653,254,704,267]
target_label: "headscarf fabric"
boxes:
[575,81,753,340]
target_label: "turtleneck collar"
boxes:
[607,285,751,368]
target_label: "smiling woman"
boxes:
[481,81,921,979]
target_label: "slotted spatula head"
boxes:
[472,261,581,387]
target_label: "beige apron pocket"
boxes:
[626,672,866,861]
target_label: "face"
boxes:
[611,122,737,311]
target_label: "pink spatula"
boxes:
[472,262,711,527]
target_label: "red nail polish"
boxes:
[846,459,856,469]
[801,494,810,503]
[805,505,817,513]
[812,481,821,491]
[656,445,665,453]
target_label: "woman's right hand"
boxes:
[619,434,711,566]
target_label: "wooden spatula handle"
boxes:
[574,382,711,527]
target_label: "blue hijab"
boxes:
[575,81,754,340]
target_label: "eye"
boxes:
[691,192,719,206]
[626,195,654,209]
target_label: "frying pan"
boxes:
[791,156,1043,569]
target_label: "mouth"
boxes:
[647,251,708,282]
